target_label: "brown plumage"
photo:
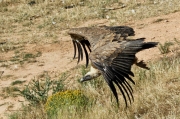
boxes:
[68,25,158,107]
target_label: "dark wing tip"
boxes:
[80,40,90,67]
[72,40,77,59]
[68,27,92,66]
[71,39,91,67]
[96,64,134,107]
[103,73,119,105]
[108,74,133,107]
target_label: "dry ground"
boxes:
[0,6,180,119]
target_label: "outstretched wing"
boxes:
[68,26,135,67]
[89,38,158,107]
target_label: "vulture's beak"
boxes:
[80,75,92,82]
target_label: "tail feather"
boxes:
[125,38,158,51]
[142,42,158,50]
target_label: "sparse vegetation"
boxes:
[19,73,66,104]
[174,38,180,46]
[8,53,180,119]
[2,86,20,98]
[1,0,180,119]
[8,104,48,119]
[11,80,26,85]
[0,51,42,68]
[158,41,174,54]
[152,18,165,23]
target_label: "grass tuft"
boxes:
[158,41,174,54]
[11,80,26,85]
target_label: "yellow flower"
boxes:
[45,90,88,116]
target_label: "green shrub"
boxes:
[45,90,89,117]
[19,73,66,105]
[19,78,52,104]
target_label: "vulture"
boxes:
[68,25,158,107]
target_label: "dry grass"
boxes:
[1,0,180,55]
[0,0,180,47]
[8,53,180,119]
[1,0,180,119]
[70,54,180,119]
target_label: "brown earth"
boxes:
[0,11,180,118]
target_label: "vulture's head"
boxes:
[80,66,101,82]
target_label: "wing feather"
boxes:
[103,66,133,107]
[115,74,133,103]
[72,40,77,59]
[112,67,135,84]
[112,61,131,69]
[112,65,134,77]
[78,42,83,61]
[101,26,135,37]
[71,39,91,66]
[124,80,134,100]
[113,79,128,107]
[90,38,158,106]
[76,41,81,63]
[80,41,89,67]
[103,73,119,105]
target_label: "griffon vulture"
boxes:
[68,26,158,107]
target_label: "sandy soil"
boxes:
[0,11,180,118]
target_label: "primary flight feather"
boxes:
[68,25,158,107]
